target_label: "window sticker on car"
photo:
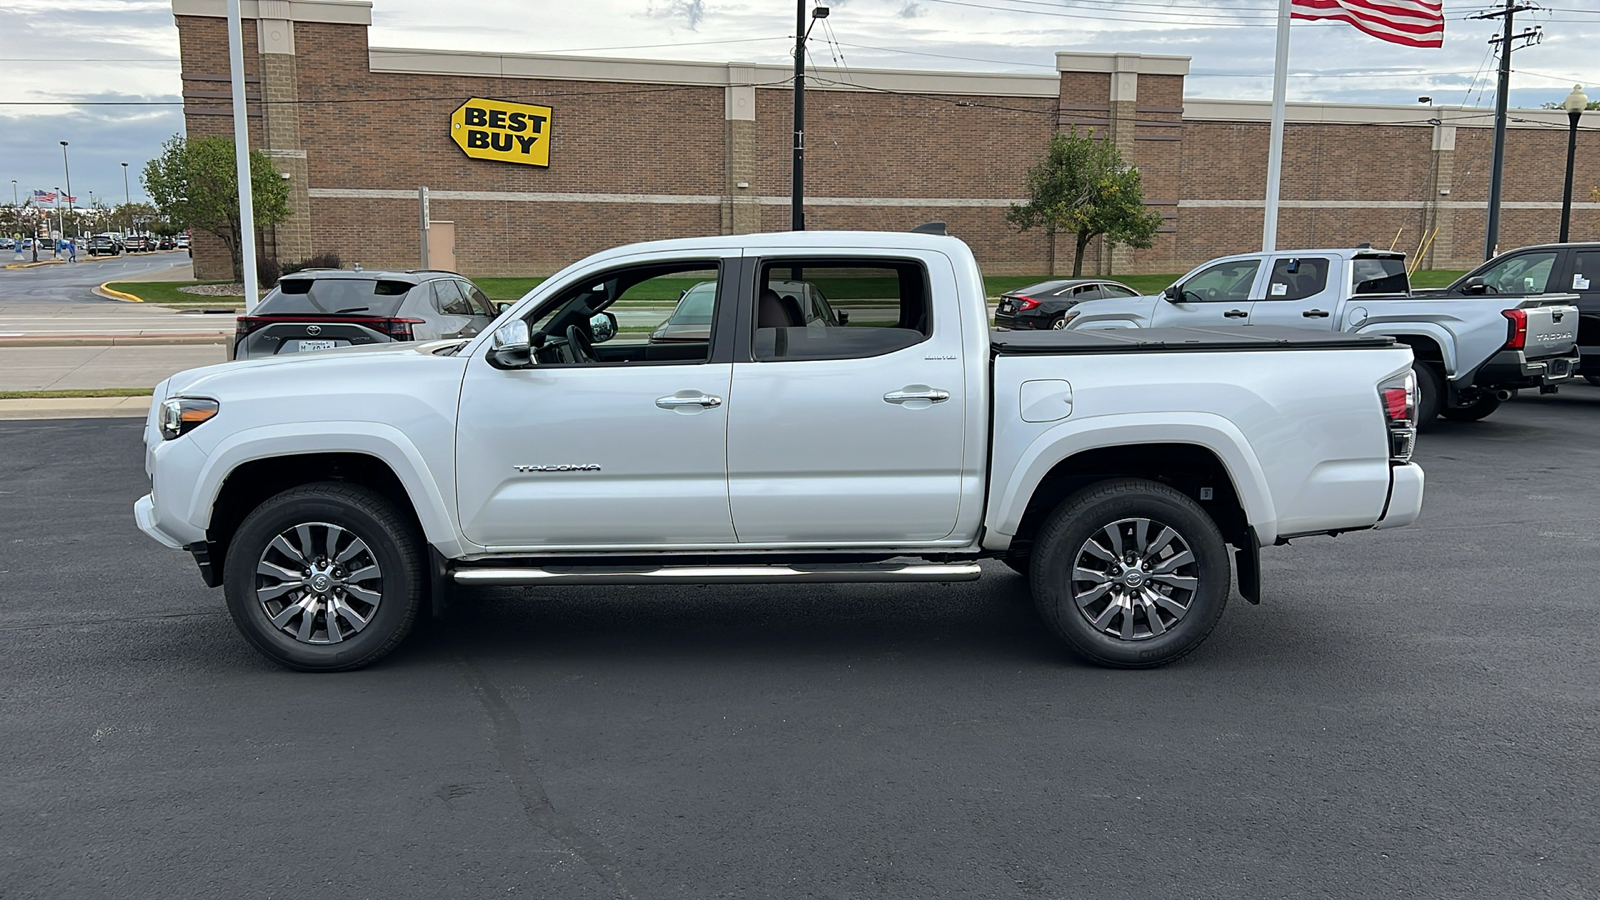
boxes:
[1577,274,1591,291]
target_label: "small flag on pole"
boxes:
[61,194,77,204]
[33,190,57,203]
[1290,0,1444,48]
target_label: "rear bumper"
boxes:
[1374,463,1425,530]
[1473,350,1579,389]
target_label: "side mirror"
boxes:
[1460,276,1487,295]
[1162,285,1182,302]
[495,301,512,314]
[589,311,618,344]
[837,311,850,325]
[486,319,532,369]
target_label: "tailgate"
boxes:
[1517,294,1579,358]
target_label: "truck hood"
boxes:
[159,338,468,401]
[1063,294,1161,329]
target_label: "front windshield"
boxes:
[669,283,718,324]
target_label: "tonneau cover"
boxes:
[991,325,1396,355]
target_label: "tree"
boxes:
[1007,127,1163,277]
[142,134,290,282]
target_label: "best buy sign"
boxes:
[451,98,552,167]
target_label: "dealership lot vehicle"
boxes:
[651,278,843,343]
[137,231,1423,672]
[1065,247,1580,424]
[993,278,1141,330]
[231,269,498,360]
[87,233,124,256]
[1415,242,1600,384]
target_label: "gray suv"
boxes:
[232,269,499,360]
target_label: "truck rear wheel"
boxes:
[223,483,424,672]
[1441,393,1501,422]
[1413,363,1443,428]
[1030,478,1229,668]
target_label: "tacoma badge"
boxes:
[514,464,602,472]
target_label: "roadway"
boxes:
[2,389,1597,898]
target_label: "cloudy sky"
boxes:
[2,0,1596,208]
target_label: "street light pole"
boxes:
[791,2,829,232]
[60,141,73,239]
[1559,84,1588,244]
[121,161,131,209]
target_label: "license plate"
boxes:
[297,340,336,352]
[998,302,1012,313]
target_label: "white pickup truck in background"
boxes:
[1062,247,1581,425]
[135,232,1424,673]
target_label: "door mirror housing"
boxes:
[486,319,532,369]
[837,311,850,325]
[1162,285,1182,302]
[1460,275,1487,295]
[495,301,513,314]
[589,311,618,344]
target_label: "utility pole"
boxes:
[792,2,829,231]
[1472,0,1540,260]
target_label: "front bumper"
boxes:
[1374,463,1425,530]
[134,494,186,549]
[1473,350,1580,389]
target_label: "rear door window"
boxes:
[752,260,931,361]
[1568,251,1600,294]
[462,282,497,317]
[259,278,413,316]
[1264,257,1332,301]
[432,280,474,316]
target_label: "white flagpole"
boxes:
[1263,0,1292,252]
[227,0,259,311]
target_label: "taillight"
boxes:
[1502,308,1527,350]
[1378,371,1417,462]
[378,318,425,340]
[235,316,269,339]
[1014,296,1040,311]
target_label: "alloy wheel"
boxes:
[254,521,383,645]
[1069,517,1198,641]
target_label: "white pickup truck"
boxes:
[135,231,1424,672]
[1061,247,1581,425]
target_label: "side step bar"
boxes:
[454,562,983,586]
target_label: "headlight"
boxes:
[159,397,219,440]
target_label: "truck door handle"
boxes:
[1223,309,1249,318]
[884,387,950,404]
[1302,309,1330,318]
[655,393,723,409]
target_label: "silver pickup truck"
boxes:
[1061,247,1580,425]
[135,232,1424,673]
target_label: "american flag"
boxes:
[32,189,57,203]
[1291,0,1444,48]
[61,194,77,204]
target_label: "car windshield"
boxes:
[668,283,718,325]
[256,277,413,316]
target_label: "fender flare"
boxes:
[185,422,473,558]
[1356,323,1457,378]
[986,412,1280,545]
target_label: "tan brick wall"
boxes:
[176,13,1600,282]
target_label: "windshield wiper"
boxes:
[332,306,371,314]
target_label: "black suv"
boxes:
[231,269,500,360]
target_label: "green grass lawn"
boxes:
[0,388,154,400]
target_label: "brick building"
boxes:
[173,0,1599,280]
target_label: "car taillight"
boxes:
[1502,308,1527,350]
[1378,371,1417,462]
[378,318,426,340]
[1014,296,1040,311]
[235,316,270,338]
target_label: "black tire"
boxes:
[1584,374,1600,388]
[1413,363,1444,429]
[223,482,424,672]
[1441,393,1502,422]
[1030,478,1229,668]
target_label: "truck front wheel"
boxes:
[1030,478,1229,668]
[223,483,424,672]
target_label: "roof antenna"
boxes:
[910,221,947,235]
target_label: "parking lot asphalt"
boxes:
[2,390,1598,899]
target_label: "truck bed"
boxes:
[992,325,1396,355]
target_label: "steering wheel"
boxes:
[565,324,595,363]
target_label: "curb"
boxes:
[96,283,143,303]
[0,334,228,348]
[0,396,152,420]
[4,259,67,269]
